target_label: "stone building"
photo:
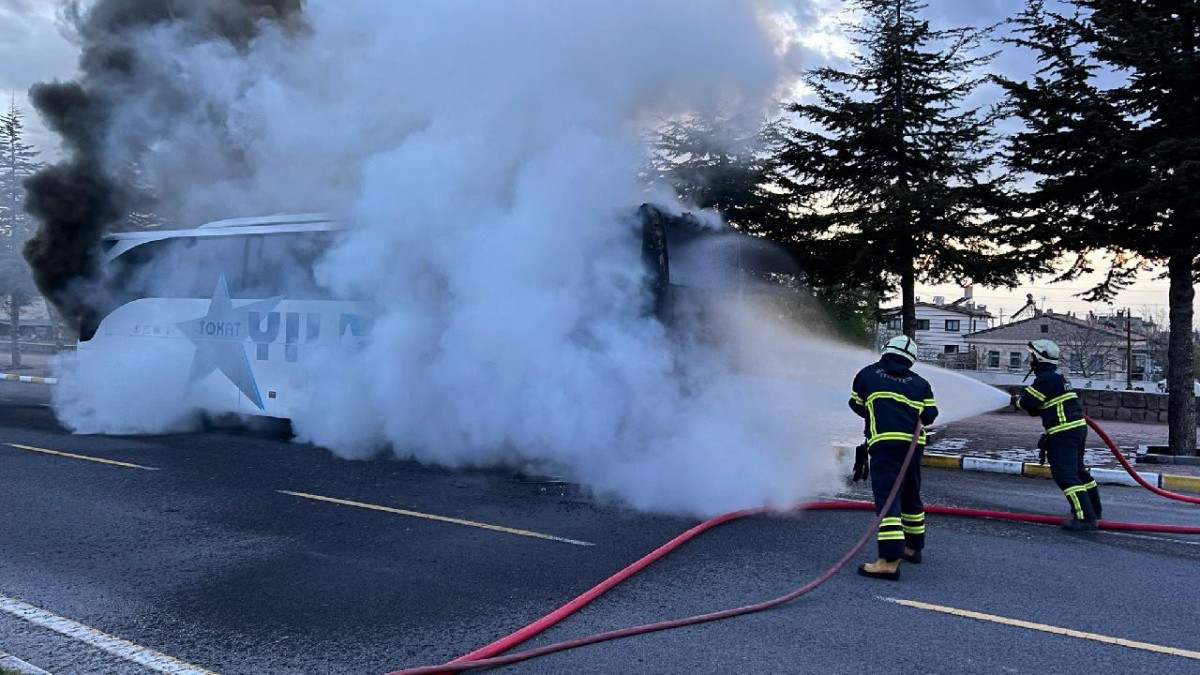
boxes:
[964,311,1150,382]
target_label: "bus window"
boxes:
[108,235,250,301]
[240,231,338,300]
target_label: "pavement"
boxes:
[0,351,1198,673]
[925,409,1200,492]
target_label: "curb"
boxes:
[0,652,52,675]
[0,374,57,385]
[922,453,1200,494]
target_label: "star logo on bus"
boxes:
[177,276,283,410]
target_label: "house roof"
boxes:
[964,312,1148,343]
[880,299,994,319]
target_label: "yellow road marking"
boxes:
[885,597,1200,661]
[278,490,594,546]
[5,443,158,471]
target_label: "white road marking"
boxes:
[0,594,219,675]
[1101,529,1200,548]
[0,651,52,675]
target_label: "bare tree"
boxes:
[1056,318,1124,380]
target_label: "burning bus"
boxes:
[73,205,786,421]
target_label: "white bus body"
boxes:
[78,214,369,419]
[75,205,772,421]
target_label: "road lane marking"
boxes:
[0,594,218,675]
[4,443,158,471]
[1104,530,1200,548]
[0,651,51,675]
[881,597,1200,661]
[278,490,594,546]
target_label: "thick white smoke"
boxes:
[51,0,1009,515]
[285,0,827,515]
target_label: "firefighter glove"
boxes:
[852,443,870,482]
[1036,433,1048,465]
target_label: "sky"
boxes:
[0,0,73,150]
[0,0,1184,324]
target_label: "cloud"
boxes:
[0,0,76,148]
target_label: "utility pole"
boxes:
[1125,308,1133,389]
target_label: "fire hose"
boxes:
[1085,415,1200,504]
[387,416,1199,675]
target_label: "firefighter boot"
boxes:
[857,558,900,581]
[1061,518,1098,531]
[903,547,922,564]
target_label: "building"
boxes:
[877,296,995,368]
[963,311,1151,383]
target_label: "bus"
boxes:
[80,213,371,419]
[77,205,746,420]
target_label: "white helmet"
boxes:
[882,335,919,364]
[1028,339,1060,365]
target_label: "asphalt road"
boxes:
[0,382,1198,675]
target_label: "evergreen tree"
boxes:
[650,114,878,343]
[649,114,790,236]
[777,0,1037,339]
[0,101,43,367]
[998,0,1200,454]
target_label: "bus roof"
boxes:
[101,213,344,264]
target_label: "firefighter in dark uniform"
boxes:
[1012,339,1101,530]
[849,335,938,581]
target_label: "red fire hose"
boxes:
[385,426,926,675]
[1085,415,1200,504]
[386,417,1199,675]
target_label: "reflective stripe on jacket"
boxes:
[849,354,938,447]
[1015,364,1085,434]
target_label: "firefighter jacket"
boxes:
[1015,362,1086,435]
[849,354,939,448]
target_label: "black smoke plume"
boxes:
[23,0,304,336]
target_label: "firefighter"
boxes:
[849,335,938,581]
[1011,339,1101,530]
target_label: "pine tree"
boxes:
[998,0,1200,454]
[649,114,790,236]
[650,114,879,343]
[0,101,43,368]
[777,0,1037,338]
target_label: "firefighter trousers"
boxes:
[1046,427,1101,521]
[868,441,925,561]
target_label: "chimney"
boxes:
[963,285,973,300]
[933,296,944,306]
